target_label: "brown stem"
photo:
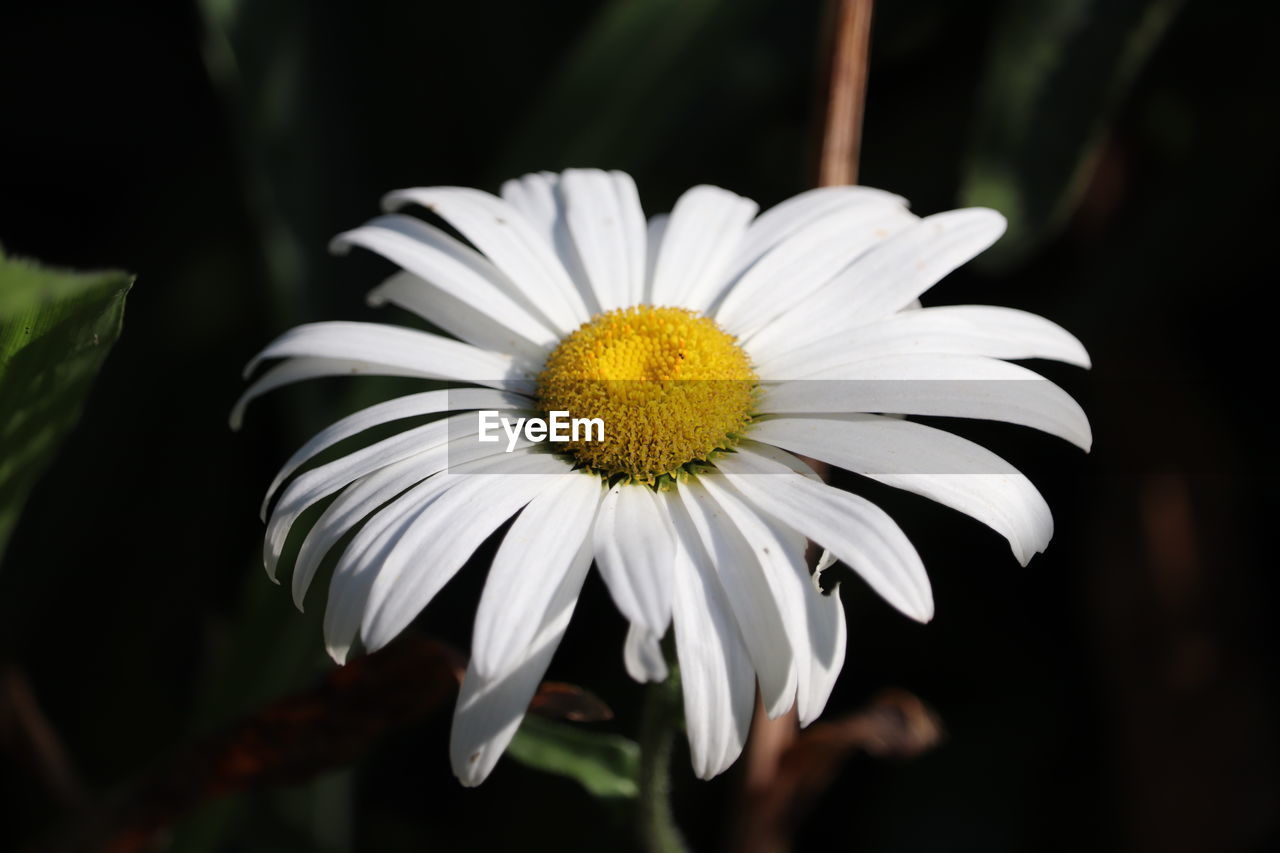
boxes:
[815,0,875,187]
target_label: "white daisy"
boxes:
[233,169,1090,786]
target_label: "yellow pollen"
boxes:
[537,306,757,482]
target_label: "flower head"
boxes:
[235,169,1090,785]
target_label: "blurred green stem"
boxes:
[638,668,687,853]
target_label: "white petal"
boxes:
[722,185,909,283]
[324,474,447,664]
[623,624,669,683]
[755,305,1091,377]
[709,478,846,727]
[660,489,755,778]
[366,272,549,366]
[561,169,647,311]
[294,423,541,609]
[261,387,529,519]
[693,473,848,725]
[360,456,575,654]
[233,322,531,428]
[733,440,824,482]
[713,445,934,622]
[674,479,798,719]
[643,213,669,296]
[322,450,556,663]
[451,537,593,786]
[714,203,915,339]
[500,171,560,238]
[242,321,522,380]
[471,474,603,679]
[231,357,424,431]
[795,580,845,727]
[265,411,476,580]
[745,209,1007,364]
[758,355,1092,450]
[592,484,675,635]
[383,186,590,334]
[500,171,598,315]
[746,415,1053,565]
[333,214,559,355]
[693,476,822,717]
[648,186,758,311]
[293,449,454,611]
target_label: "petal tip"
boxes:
[328,232,354,255]
[970,206,1008,231]
[453,760,489,788]
[381,189,417,213]
[692,763,719,781]
[763,695,797,721]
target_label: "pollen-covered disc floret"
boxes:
[536,306,757,481]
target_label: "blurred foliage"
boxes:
[496,0,744,174]
[508,715,641,799]
[0,0,1276,852]
[0,252,131,564]
[961,0,1183,268]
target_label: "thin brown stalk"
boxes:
[815,0,875,187]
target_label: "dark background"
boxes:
[1,0,1276,850]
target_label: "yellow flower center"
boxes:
[536,306,757,482]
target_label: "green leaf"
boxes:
[508,715,641,799]
[960,0,1183,269]
[0,250,132,564]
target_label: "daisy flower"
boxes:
[233,169,1090,785]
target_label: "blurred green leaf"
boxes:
[960,0,1182,268]
[509,715,641,799]
[0,251,131,564]
[199,0,314,331]
[498,0,741,174]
